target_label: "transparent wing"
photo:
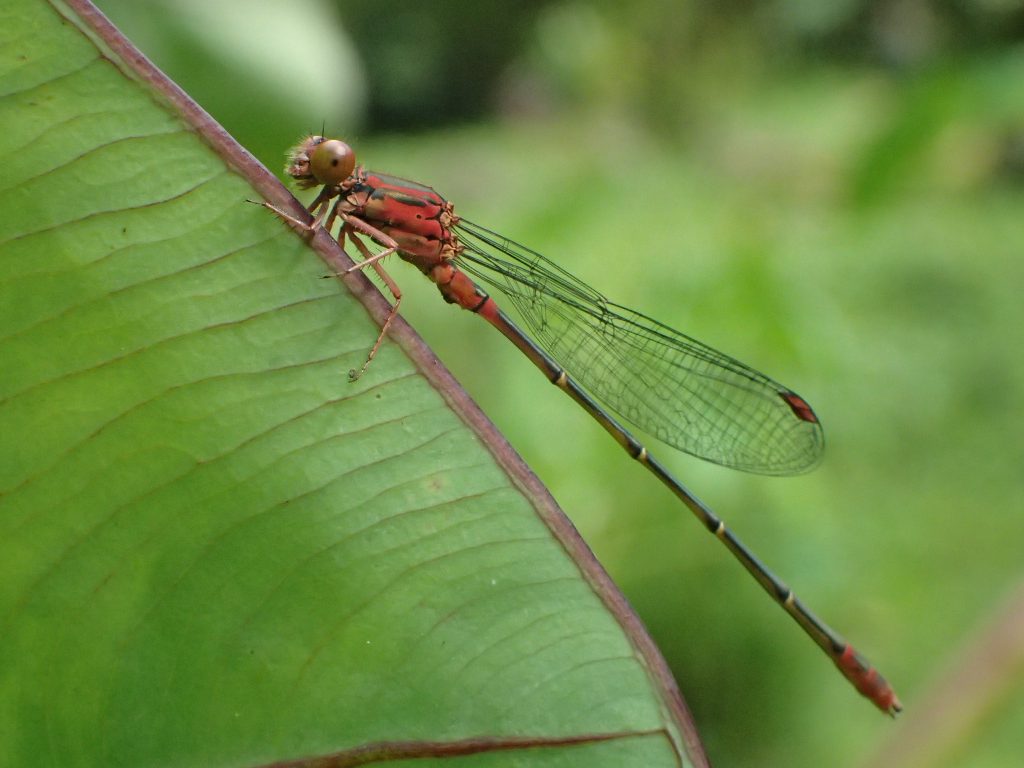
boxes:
[454,219,823,475]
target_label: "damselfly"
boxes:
[260,135,900,715]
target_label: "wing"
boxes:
[454,218,823,475]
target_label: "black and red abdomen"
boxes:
[353,172,458,268]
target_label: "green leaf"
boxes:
[0,1,705,766]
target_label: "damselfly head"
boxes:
[285,135,355,189]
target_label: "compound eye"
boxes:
[309,139,355,185]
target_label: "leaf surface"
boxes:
[0,1,705,766]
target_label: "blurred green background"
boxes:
[92,1,1024,766]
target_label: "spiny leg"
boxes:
[317,213,399,277]
[253,187,334,234]
[340,214,398,272]
[260,196,404,382]
[341,224,403,382]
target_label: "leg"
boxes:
[344,229,403,381]
[320,213,399,277]
[252,187,334,234]
[262,197,405,382]
[342,214,398,271]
